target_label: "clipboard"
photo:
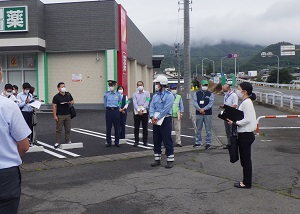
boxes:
[134,106,147,115]
[218,104,244,122]
[148,112,165,126]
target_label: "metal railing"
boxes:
[237,78,300,90]
[254,91,300,111]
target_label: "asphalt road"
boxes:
[18,93,300,214]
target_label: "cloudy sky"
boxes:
[40,0,300,46]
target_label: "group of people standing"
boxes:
[104,75,184,168]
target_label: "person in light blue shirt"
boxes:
[150,75,175,169]
[104,80,122,147]
[17,82,34,143]
[193,79,214,149]
[0,69,31,214]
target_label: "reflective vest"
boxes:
[172,94,181,118]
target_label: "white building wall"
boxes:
[47,51,105,104]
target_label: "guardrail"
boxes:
[237,78,300,90]
[253,91,300,111]
[256,115,300,135]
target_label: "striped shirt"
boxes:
[132,90,150,110]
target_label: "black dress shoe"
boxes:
[143,142,148,146]
[115,144,120,147]
[176,144,183,147]
[234,182,251,189]
[133,142,138,147]
[105,144,111,147]
[223,145,229,149]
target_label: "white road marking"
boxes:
[71,128,153,149]
[36,141,80,157]
[260,140,272,142]
[260,127,300,130]
[43,149,66,159]
[125,125,195,138]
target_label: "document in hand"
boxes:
[29,100,42,109]
[153,112,165,126]
[218,105,244,122]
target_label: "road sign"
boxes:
[233,53,238,58]
[227,53,233,58]
[281,45,295,56]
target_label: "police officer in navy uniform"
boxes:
[150,75,175,169]
[104,80,122,147]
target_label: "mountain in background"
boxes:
[153,41,300,74]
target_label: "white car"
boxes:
[226,78,232,85]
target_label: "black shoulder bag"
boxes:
[68,93,76,119]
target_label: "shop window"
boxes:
[7,55,22,69]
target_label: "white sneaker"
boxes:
[54,143,60,149]
[67,141,72,144]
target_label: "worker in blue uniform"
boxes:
[104,80,122,147]
[150,75,175,168]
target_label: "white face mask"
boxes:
[109,86,115,91]
[201,86,208,91]
[24,89,30,94]
[137,86,144,91]
[118,90,123,94]
[6,91,12,96]
[12,90,16,94]
[155,84,159,91]
[60,87,66,93]
[223,91,229,96]
[236,89,244,98]
[171,90,177,95]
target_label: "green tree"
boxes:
[266,68,293,84]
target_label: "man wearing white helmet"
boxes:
[149,75,175,168]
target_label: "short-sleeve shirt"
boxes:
[0,96,31,169]
[52,92,74,115]
[224,92,238,107]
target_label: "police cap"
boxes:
[107,80,117,86]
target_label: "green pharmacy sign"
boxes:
[0,6,28,32]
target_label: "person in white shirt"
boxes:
[0,68,31,214]
[219,84,238,149]
[1,83,17,102]
[227,82,257,189]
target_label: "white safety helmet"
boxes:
[153,75,168,86]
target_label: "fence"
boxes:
[253,91,300,111]
[256,115,300,135]
[237,78,300,90]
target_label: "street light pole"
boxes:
[261,52,280,84]
[196,64,201,77]
[210,60,215,75]
[201,58,208,76]
[221,56,226,74]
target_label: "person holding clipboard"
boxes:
[227,82,257,189]
[149,75,175,168]
[219,84,238,149]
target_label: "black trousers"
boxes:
[106,108,120,145]
[0,166,21,214]
[134,113,148,143]
[237,132,255,187]
[22,111,33,140]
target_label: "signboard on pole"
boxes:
[281,45,295,56]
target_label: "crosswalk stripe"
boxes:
[36,141,81,157]
[71,128,153,149]
[43,149,66,159]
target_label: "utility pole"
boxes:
[174,43,181,92]
[179,0,192,119]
